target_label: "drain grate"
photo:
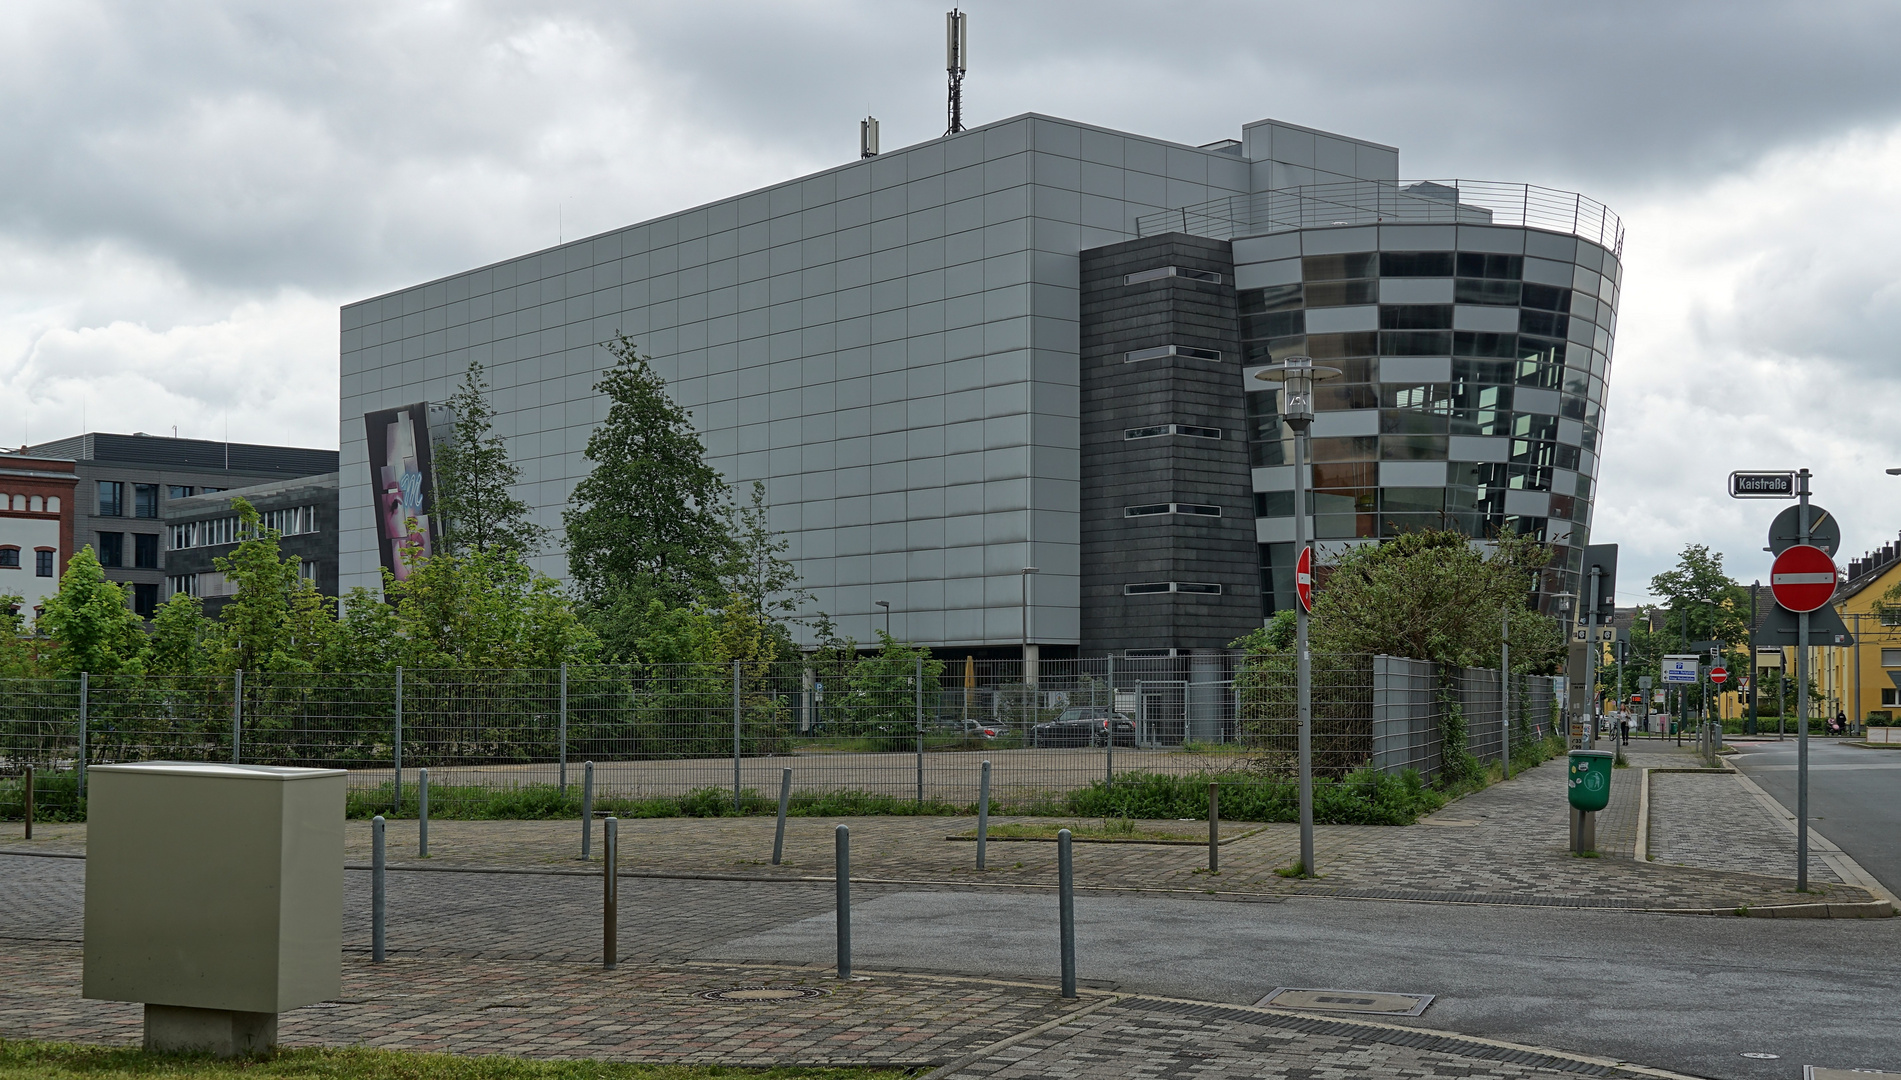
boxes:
[1256,987,1434,1017]
[696,985,832,1002]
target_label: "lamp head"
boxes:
[1252,355,1342,429]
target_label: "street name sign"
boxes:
[1730,471,1797,498]
[1770,544,1838,612]
[1662,655,1699,684]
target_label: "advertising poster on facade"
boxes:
[363,403,438,581]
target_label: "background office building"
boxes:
[23,433,339,619]
[340,114,1619,659]
[164,472,341,616]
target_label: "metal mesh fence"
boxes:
[0,654,1563,818]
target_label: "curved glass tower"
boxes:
[1213,183,1622,616]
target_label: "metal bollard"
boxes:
[371,815,386,963]
[603,816,618,970]
[772,768,792,865]
[418,768,430,858]
[22,765,33,841]
[976,759,991,870]
[1208,782,1219,874]
[579,761,594,860]
[1058,828,1076,998]
[835,825,852,980]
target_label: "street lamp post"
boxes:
[875,600,890,639]
[1253,355,1340,879]
[1554,592,1576,742]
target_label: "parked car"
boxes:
[960,718,1010,740]
[1031,709,1136,748]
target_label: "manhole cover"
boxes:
[1256,987,1434,1016]
[696,986,832,1002]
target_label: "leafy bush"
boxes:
[1064,768,1442,825]
[344,782,968,820]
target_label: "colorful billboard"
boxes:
[363,403,438,582]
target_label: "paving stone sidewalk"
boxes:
[4,755,1876,914]
[0,940,1687,1079]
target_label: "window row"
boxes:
[1248,434,1586,470]
[1254,487,1590,522]
[167,505,318,550]
[0,546,56,576]
[1243,462,1585,499]
[96,532,160,569]
[1123,581,1224,596]
[1124,502,1223,519]
[97,481,158,518]
[1241,279,1603,319]
[2,493,61,513]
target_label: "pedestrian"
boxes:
[1621,715,1631,745]
[1834,709,1847,736]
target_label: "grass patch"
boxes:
[1063,767,1443,825]
[0,771,86,823]
[345,783,969,821]
[0,1040,908,1080]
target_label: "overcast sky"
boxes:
[4,1,1899,601]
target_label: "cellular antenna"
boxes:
[860,116,880,158]
[945,8,968,135]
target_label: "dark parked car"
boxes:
[1031,709,1136,748]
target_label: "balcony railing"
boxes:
[1137,180,1623,257]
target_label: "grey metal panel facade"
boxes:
[1077,235,1259,653]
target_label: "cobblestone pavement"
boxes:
[0,938,1691,1078]
[1649,771,1844,884]
[4,755,1873,913]
[934,996,1681,1079]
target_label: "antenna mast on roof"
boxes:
[945,8,967,135]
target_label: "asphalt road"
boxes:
[1731,737,1901,897]
[703,889,1901,1080]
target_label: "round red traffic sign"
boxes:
[1770,544,1838,613]
[1709,667,1728,684]
[1296,545,1314,613]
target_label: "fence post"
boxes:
[772,767,792,865]
[393,667,403,812]
[1208,782,1219,873]
[418,767,430,858]
[1106,655,1115,790]
[559,662,569,792]
[371,814,386,963]
[976,759,991,869]
[22,765,31,841]
[602,816,618,970]
[1500,608,1511,780]
[733,660,743,813]
[1058,828,1076,998]
[231,668,243,765]
[580,761,594,859]
[915,657,925,805]
[835,824,852,980]
[76,672,88,797]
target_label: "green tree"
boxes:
[566,334,738,620]
[721,481,819,661]
[432,359,549,556]
[140,592,208,675]
[37,547,146,677]
[1304,531,1564,672]
[1646,544,1752,713]
[207,499,334,674]
[840,632,945,745]
[0,593,46,678]
[380,548,598,669]
[326,587,404,672]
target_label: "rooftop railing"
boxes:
[1137,180,1624,257]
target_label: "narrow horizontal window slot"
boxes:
[1123,502,1225,519]
[1124,344,1224,364]
[1124,266,1224,286]
[1122,581,1225,595]
[1123,424,1224,440]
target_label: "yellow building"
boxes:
[1829,536,1901,724]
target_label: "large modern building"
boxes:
[339,114,1621,661]
[23,433,339,619]
[163,472,341,616]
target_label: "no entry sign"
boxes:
[1296,545,1314,613]
[1710,667,1728,684]
[1770,544,1837,613]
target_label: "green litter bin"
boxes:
[1567,750,1614,812]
